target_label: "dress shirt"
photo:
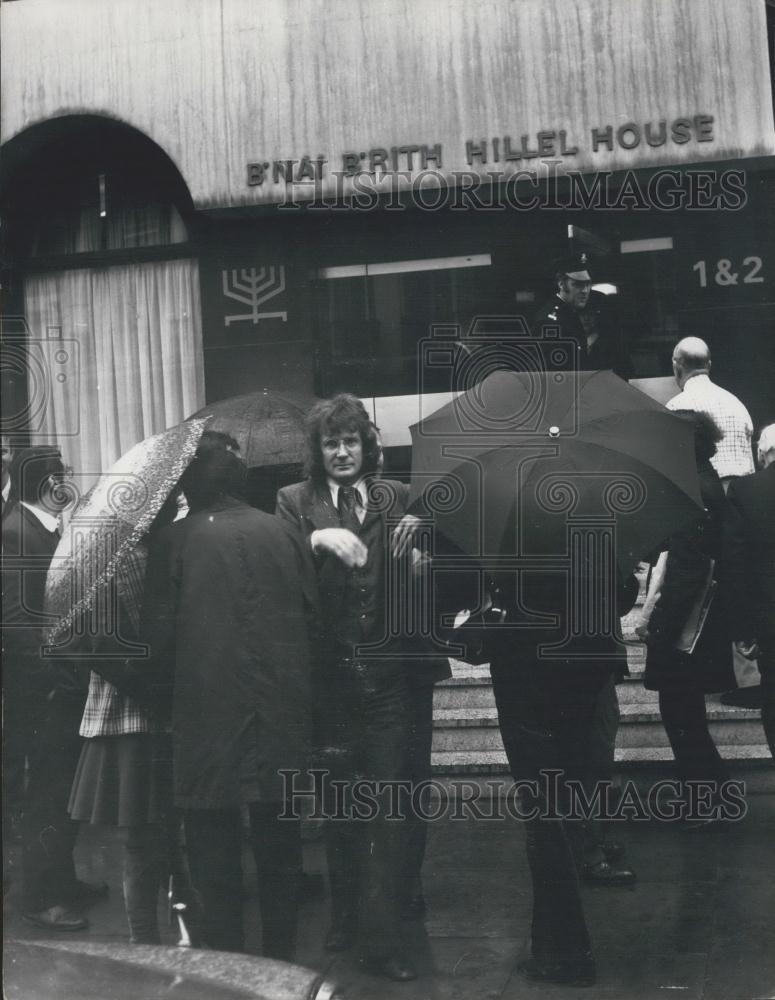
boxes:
[666,373,754,479]
[327,477,367,525]
[20,501,61,535]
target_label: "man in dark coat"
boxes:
[2,447,95,930]
[723,423,775,757]
[140,436,316,960]
[2,433,21,846]
[276,394,428,982]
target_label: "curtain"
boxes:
[30,198,187,256]
[23,259,204,491]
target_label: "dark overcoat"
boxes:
[723,462,775,641]
[140,496,316,808]
[644,461,734,694]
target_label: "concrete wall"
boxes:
[3,0,773,208]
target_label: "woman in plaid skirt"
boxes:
[68,493,187,944]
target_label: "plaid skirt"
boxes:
[68,733,173,827]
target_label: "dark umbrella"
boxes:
[408,369,703,574]
[45,418,210,644]
[189,389,318,511]
[188,389,316,468]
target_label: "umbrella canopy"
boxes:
[408,369,704,574]
[45,418,210,644]
[189,389,315,468]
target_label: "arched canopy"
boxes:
[2,114,195,260]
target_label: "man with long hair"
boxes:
[277,394,421,982]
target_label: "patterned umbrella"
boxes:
[45,418,210,644]
[188,389,315,468]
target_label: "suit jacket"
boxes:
[2,503,61,703]
[724,462,775,639]
[139,497,317,807]
[276,478,450,685]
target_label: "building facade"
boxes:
[2,0,774,477]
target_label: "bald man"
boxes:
[666,337,757,695]
[666,337,754,484]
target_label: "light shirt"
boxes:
[666,373,755,479]
[326,477,367,525]
[2,478,10,504]
[20,500,60,534]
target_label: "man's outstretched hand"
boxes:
[391,514,421,558]
[311,527,368,568]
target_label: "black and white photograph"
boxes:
[2,1,774,997]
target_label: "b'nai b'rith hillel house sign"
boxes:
[247,114,716,187]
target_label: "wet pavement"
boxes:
[4,788,775,1000]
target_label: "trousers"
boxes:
[184,802,301,960]
[582,675,621,865]
[21,694,84,912]
[490,656,608,966]
[757,636,775,760]
[657,688,728,786]
[322,658,410,959]
[401,683,434,902]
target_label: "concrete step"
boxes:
[434,663,495,710]
[432,703,767,753]
[430,745,774,794]
[434,670,659,710]
[430,575,769,770]
[431,744,774,774]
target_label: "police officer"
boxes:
[532,252,594,370]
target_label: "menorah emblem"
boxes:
[222,265,287,326]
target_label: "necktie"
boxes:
[337,486,361,534]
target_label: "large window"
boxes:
[315,254,496,397]
[23,259,204,483]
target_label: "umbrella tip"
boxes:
[548,425,560,438]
